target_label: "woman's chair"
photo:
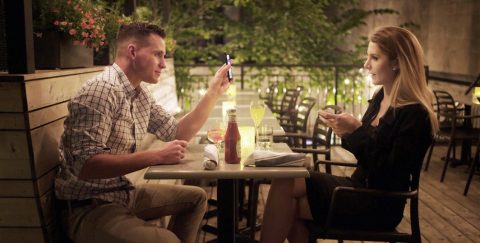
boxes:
[306,157,424,243]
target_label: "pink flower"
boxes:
[82,32,89,38]
[81,22,88,29]
[89,18,95,25]
[53,20,59,26]
[99,41,105,46]
[68,29,77,35]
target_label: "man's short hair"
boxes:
[116,22,166,47]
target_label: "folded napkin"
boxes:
[203,144,219,170]
[244,150,306,167]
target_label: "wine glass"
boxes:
[250,100,266,146]
[250,100,266,128]
[206,119,225,151]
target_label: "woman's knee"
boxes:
[292,178,307,198]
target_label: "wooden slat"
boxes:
[0,131,31,179]
[24,70,101,112]
[30,118,65,178]
[0,113,25,129]
[28,102,68,129]
[0,227,46,243]
[0,217,58,243]
[0,82,24,112]
[0,190,53,227]
[25,75,82,111]
[0,168,57,198]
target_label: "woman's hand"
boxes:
[318,111,362,138]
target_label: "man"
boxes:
[55,22,231,243]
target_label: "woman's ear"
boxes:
[391,59,399,71]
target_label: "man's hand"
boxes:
[318,110,362,138]
[208,63,232,97]
[152,140,188,165]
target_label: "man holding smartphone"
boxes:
[55,22,232,243]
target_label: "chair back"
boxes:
[312,105,343,149]
[433,90,460,129]
[288,97,317,133]
[279,88,301,117]
[265,82,278,110]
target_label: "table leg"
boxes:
[217,179,237,243]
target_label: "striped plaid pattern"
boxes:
[55,63,177,205]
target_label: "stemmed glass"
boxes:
[250,100,266,146]
[206,118,225,152]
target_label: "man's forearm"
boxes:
[78,150,154,180]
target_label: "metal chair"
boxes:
[464,137,480,196]
[306,157,424,243]
[424,90,469,173]
[271,88,301,118]
[286,105,343,173]
[424,90,480,181]
[279,97,317,136]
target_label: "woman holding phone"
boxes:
[260,26,439,243]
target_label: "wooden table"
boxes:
[144,143,309,243]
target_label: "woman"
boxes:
[260,26,439,243]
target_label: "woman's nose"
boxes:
[363,59,370,69]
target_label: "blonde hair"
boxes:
[370,26,439,133]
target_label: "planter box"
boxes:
[34,32,93,69]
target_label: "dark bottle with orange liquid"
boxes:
[224,108,241,164]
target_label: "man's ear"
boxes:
[127,44,136,59]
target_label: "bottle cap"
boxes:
[226,108,237,115]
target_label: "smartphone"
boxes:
[225,53,233,82]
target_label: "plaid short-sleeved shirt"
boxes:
[55,63,177,205]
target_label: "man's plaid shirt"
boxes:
[55,63,177,205]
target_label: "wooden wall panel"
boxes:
[0,197,41,226]
[0,227,46,243]
[0,82,24,112]
[0,113,25,129]
[30,119,65,178]
[0,168,56,197]
[25,75,82,111]
[28,102,68,129]
[0,190,53,227]
[24,70,100,111]
[0,131,31,179]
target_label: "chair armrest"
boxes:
[324,186,418,228]
[315,159,357,168]
[291,147,330,155]
[332,186,418,199]
[283,132,310,139]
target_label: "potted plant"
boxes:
[33,0,123,68]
